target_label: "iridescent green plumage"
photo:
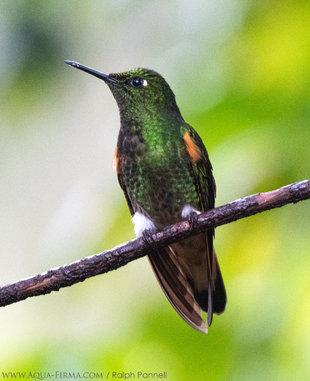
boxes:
[65,61,226,332]
[109,69,210,224]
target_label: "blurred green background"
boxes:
[1,1,310,380]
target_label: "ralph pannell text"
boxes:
[108,371,168,379]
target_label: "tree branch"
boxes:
[0,179,309,308]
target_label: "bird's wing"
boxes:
[182,125,215,213]
[182,125,226,323]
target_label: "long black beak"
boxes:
[64,60,116,83]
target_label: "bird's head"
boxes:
[65,60,181,118]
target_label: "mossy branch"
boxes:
[0,179,309,308]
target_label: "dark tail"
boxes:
[195,249,226,326]
[148,247,208,333]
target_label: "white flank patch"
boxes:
[143,79,148,87]
[132,212,155,237]
[181,204,201,219]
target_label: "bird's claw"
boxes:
[142,229,156,247]
[188,211,199,229]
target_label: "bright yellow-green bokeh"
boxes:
[0,1,309,380]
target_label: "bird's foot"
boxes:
[141,228,156,247]
[181,204,201,229]
[188,211,199,229]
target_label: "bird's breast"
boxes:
[118,127,200,228]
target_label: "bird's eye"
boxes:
[129,77,147,88]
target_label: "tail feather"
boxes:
[211,249,227,314]
[148,247,208,333]
[148,239,226,332]
[194,249,226,325]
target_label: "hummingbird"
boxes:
[65,60,226,333]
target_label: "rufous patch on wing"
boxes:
[184,132,201,162]
[112,146,119,173]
